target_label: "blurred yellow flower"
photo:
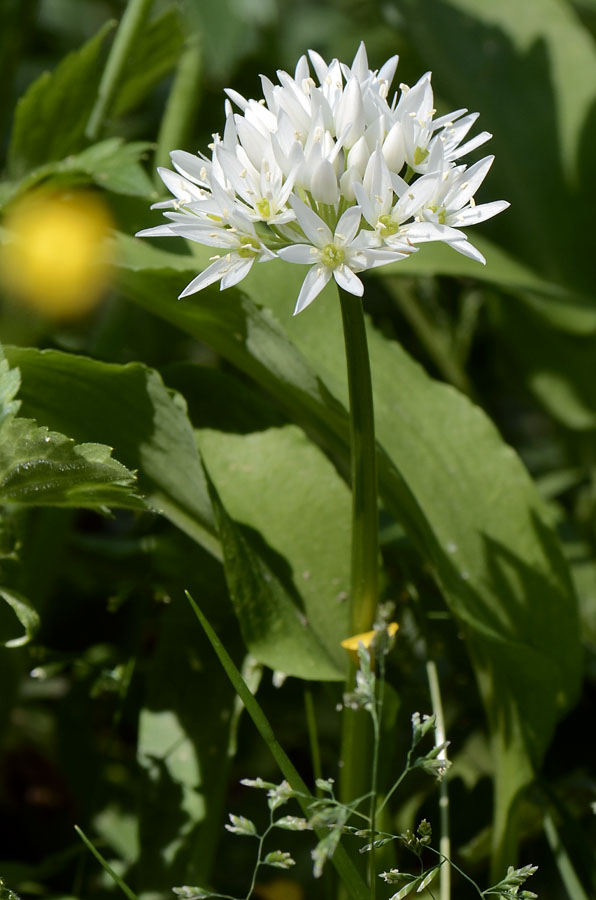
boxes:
[0,189,113,319]
[341,622,399,665]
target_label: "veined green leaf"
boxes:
[201,431,349,680]
[7,21,114,176]
[117,235,581,871]
[4,347,217,555]
[0,345,142,511]
[0,139,156,214]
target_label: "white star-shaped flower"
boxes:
[278,196,411,314]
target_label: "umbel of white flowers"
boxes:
[138,43,509,315]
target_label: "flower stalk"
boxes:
[338,286,379,836]
[340,288,379,637]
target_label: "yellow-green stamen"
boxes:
[256,197,271,219]
[237,236,261,258]
[378,214,399,238]
[413,146,429,166]
[321,243,345,268]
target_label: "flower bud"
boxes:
[339,167,362,202]
[382,122,406,173]
[335,77,365,148]
[347,136,370,176]
[310,158,339,204]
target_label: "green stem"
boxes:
[186,593,370,900]
[337,288,379,820]
[86,0,154,140]
[154,19,202,175]
[75,826,139,900]
[426,660,450,900]
[338,288,378,636]
[304,687,323,787]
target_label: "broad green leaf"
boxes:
[117,236,581,870]
[0,586,40,648]
[201,427,349,679]
[4,347,217,556]
[0,139,156,213]
[7,21,114,176]
[0,346,142,511]
[112,8,184,116]
[0,418,144,511]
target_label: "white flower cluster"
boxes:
[138,43,508,315]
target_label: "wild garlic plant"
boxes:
[172,628,537,900]
[139,41,509,826]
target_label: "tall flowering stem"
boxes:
[338,287,379,821]
[339,289,379,637]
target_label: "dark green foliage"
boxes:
[2,3,596,900]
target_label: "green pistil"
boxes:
[413,145,429,166]
[429,205,446,225]
[378,214,399,238]
[256,197,271,219]
[237,236,261,258]
[321,243,345,268]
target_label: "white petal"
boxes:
[236,117,269,168]
[308,49,329,85]
[220,257,254,289]
[403,221,465,243]
[333,265,364,296]
[136,224,174,238]
[394,174,439,221]
[445,156,494,210]
[335,206,362,245]
[352,182,376,229]
[361,247,414,268]
[293,265,332,314]
[278,244,319,264]
[451,200,509,226]
[179,258,230,296]
[431,108,467,131]
[289,195,332,246]
[350,42,369,82]
[378,55,399,91]
[448,239,486,264]
[171,150,209,185]
[363,149,393,217]
[448,131,492,160]
[225,88,249,111]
